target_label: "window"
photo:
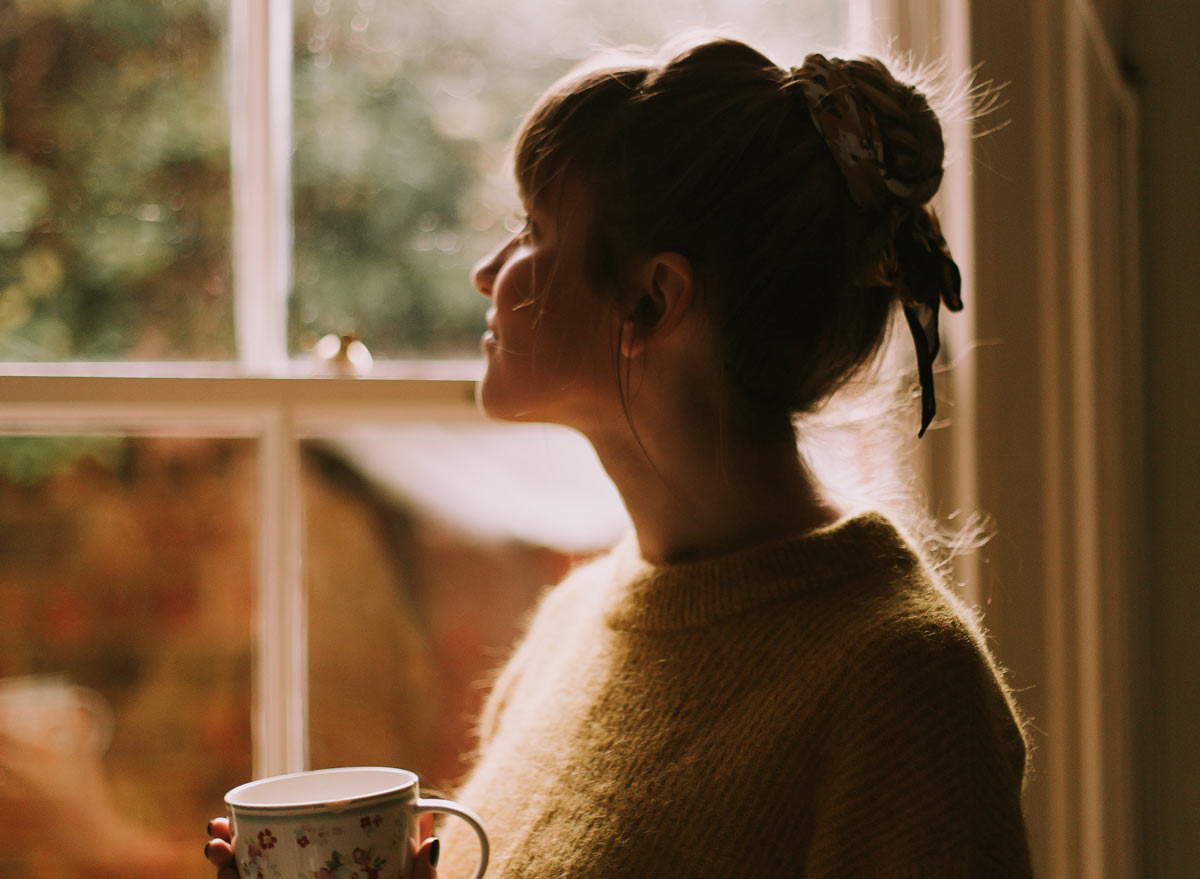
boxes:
[0,2,854,876]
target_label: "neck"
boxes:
[585,404,840,566]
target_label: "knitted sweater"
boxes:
[439,513,1033,878]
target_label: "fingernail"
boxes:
[204,842,212,859]
[430,837,441,868]
[206,821,215,837]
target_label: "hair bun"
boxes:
[841,58,945,207]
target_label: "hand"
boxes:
[203,818,238,879]
[205,814,440,879]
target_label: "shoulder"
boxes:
[801,564,1033,873]
[743,514,987,676]
[827,548,1029,766]
[744,515,1032,784]
[807,573,1032,827]
[848,603,1025,742]
[789,513,1010,692]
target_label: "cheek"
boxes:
[493,250,540,306]
[538,305,620,380]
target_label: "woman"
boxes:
[209,37,1032,877]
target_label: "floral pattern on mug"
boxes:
[291,821,346,848]
[238,847,281,879]
[237,813,407,879]
[311,845,394,879]
[359,814,384,832]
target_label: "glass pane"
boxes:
[0,435,255,879]
[302,423,628,786]
[290,0,847,359]
[0,2,233,361]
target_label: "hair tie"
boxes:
[790,54,963,437]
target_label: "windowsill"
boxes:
[0,358,485,381]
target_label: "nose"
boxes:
[472,236,516,299]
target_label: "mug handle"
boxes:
[414,797,489,879]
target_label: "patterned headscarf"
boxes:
[791,53,963,438]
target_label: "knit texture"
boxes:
[438,513,1033,878]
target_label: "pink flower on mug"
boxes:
[258,828,277,849]
[361,816,372,829]
[248,843,263,860]
[373,814,382,827]
[297,834,310,848]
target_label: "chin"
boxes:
[475,376,501,419]
[475,374,523,423]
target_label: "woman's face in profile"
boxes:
[472,181,620,429]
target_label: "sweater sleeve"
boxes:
[804,622,1033,878]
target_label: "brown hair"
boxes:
[512,38,948,418]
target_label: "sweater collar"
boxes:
[603,512,918,632]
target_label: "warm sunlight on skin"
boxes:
[472,185,621,429]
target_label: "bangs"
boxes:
[512,58,652,205]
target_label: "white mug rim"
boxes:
[225,766,418,816]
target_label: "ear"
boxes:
[619,252,694,358]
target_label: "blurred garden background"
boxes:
[0,0,842,362]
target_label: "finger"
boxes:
[217,866,240,879]
[205,838,235,867]
[413,836,440,879]
[419,811,434,839]
[207,817,232,842]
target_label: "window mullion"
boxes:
[256,405,308,777]
[231,0,301,778]
[230,0,292,374]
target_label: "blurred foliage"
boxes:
[289,0,846,357]
[0,434,126,484]
[0,0,233,360]
[1,0,842,363]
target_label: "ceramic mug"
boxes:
[225,766,488,879]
